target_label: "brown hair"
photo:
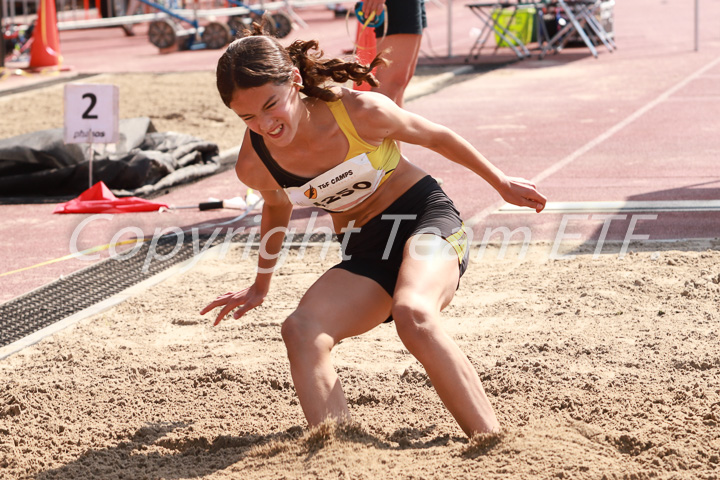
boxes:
[216,23,387,107]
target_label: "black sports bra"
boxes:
[250,131,310,188]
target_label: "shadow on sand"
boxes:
[35,420,470,479]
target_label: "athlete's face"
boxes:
[229,78,301,147]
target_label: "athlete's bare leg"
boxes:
[281,269,392,425]
[373,33,423,108]
[391,234,500,436]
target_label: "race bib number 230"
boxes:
[285,154,384,212]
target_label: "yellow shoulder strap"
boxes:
[326,99,376,159]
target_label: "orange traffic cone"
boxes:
[353,21,376,92]
[29,0,62,69]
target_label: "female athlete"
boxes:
[201,28,546,436]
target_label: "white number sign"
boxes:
[64,84,119,144]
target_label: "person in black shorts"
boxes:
[202,28,547,437]
[362,0,426,107]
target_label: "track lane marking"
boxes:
[467,53,720,227]
[495,200,720,214]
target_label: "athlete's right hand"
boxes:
[361,0,385,18]
[200,285,267,326]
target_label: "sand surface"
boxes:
[1,243,719,479]
[1,74,720,479]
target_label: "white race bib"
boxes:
[285,153,384,212]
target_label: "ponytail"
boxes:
[286,39,388,102]
[216,23,387,106]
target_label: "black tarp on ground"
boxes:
[0,117,222,198]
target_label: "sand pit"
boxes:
[1,243,719,479]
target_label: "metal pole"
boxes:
[0,1,5,68]
[88,129,94,188]
[694,0,699,51]
[447,0,452,57]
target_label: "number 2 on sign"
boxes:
[82,93,98,119]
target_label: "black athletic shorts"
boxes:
[375,0,427,38]
[332,175,470,298]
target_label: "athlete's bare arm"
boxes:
[342,90,546,212]
[200,131,293,325]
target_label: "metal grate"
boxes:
[0,232,338,348]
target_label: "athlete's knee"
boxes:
[375,64,414,95]
[391,296,439,348]
[281,311,333,357]
[378,69,413,95]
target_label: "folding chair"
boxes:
[539,0,615,59]
[465,2,534,60]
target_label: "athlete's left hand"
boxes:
[498,176,547,213]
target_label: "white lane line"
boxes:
[466,53,720,227]
[495,200,720,214]
[667,96,720,101]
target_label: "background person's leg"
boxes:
[373,33,422,107]
[391,234,501,436]
[281,268,392,426]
